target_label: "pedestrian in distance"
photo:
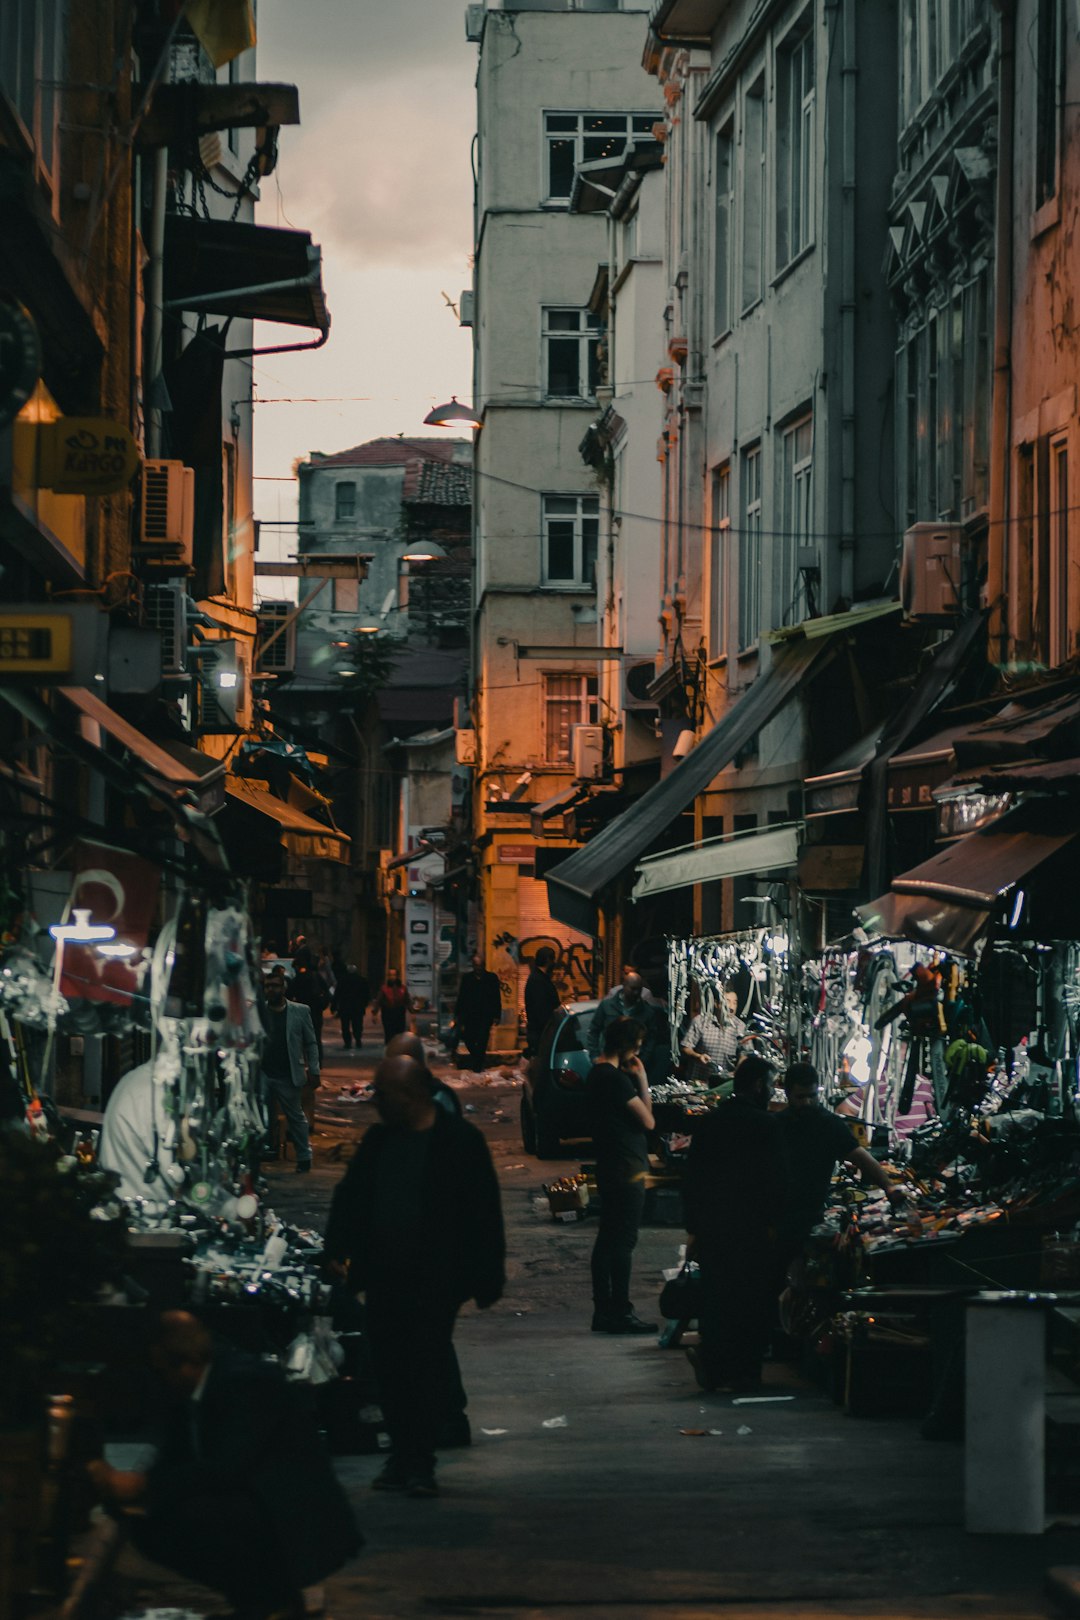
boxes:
[682,1054,784,1393]
[86,1311,361,1620]
[524,945,562,1057]
[260,966,320,1173]
[373,967,411,1046]
[332,962,370,1051]
[322,1055,505,1497]
[452,952,503,1071]
[586,1016,657,1334]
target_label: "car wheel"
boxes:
[520,1092,537,1155]
[535,1113,563,1160]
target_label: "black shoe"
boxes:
[436,1415,471,1448]
[606,1310,658,1335]
[295,1159,312,1174]
[371,1460,410,1492]
[405,1472,438,1498]
[685,1344,718,1392]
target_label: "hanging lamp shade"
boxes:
[423,395,482,429]
[400,539,448,562]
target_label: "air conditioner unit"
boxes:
[465,4,485,41]
[256,602,296,674]
[571,723,605,782]
[621,656,658,714]
[455,728,478,766]
[900,523,966,622]
[144,582,188,676]
[459,290,475,328]
[198,639,244,734]
[140,459,194,565]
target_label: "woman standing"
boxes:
[586,1017,657,1335]
[373,968,411,1047]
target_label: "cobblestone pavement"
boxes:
[111,1024,1080,1619]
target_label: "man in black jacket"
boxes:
[682,1055,784,1393]
[87,1312,361,1620]
[524,945,562,1056]
[323,1055,505,1497]
[452,952,503,1070]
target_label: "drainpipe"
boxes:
[987,1,1016,668]
[838,0,857,605]
[146,139,168,458]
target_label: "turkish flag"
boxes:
[58,842,161,1006]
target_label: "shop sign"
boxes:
[0,610,73,675]
[498,843,535,864]
[37,417,140,495]
[0,298,41,429]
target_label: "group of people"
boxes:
[585,1027,910,1389]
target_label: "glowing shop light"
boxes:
[49,909,116,945]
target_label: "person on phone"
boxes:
[585,1017,656,1334]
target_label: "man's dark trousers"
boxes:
[131,1491,299,1616]
[590,1175,646,1315]
[463,1021,492,1070]
[695,1230,776,1386]
[365,1276,459,1475]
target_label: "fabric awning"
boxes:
[164,217,330,332]
[224,777,350,863]
[632,824,800,901]
[545,634,837,935]
[857,804,1079,953]
[58,688,209,792]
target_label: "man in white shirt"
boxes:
[98,1060,177,1205]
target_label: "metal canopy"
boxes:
[163,217,330,333]
[544,634,837,936]
[632,823,800,901]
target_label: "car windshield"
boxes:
[551,1012,583,1056]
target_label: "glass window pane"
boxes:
[582,520,598,584]
[632,114,656,133]
[582,496,600,514]
[547,338,581,395]
[547,522,576,578]
[548,139,576,198]
[586,115,627,133]
[547,310,580,331]
[546,114,579,132]
[544,496,579,514]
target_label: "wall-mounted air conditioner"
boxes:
[459,290,475,328]
[621,656,658,714]
[900,523,966,622]
[256,602,296,674]
[455,729,478,765]
[571,723,605,782]
[144,582,188,675]
[139,459,194,567]
[465,4,485,41]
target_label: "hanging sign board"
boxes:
[0,298,41,429]
[36,418,140,495]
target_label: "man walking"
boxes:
[323,1055,505,1497]
[588,969,669,1084]
[452,952,503,1071]
[524,945,562,1056]
[373,968,411,1046]
[332,962,370,1051]
[682,1055,784,1392]
[261,966,320,1173]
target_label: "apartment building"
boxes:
[467,1,663,1014]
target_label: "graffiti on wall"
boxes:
[491,929,598,1008]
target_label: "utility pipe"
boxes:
[987,1,1016,667]
[146,141,168,458]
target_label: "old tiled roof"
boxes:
[401,456,472,507]
[302,437,469,470]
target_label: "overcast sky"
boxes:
[251,1,475,580]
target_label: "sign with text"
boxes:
[37,418,140,495]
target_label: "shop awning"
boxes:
[545,634,837,935]
[163,217,330,332]
[57,687,209,792]
[857,805,1080,953]
[955,755,1080,790]
[530,783,590,837]
[632,823,799,901]
[224,777,350,863]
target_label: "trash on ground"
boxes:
[541,1415,568,1428]
[678,1427,709,1436]
[480,1427,508,1436]
[732,1395,795,1405]
[736,1425,753,1435]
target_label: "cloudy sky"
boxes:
[251,1,475,564]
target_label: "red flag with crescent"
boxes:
[58,841,161,1006]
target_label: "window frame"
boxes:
[542,110,657,206]
[334,481,357,522]
[542,306,602,401]
[740,75,766,314]
[776,17,815,271]
[541,492,600,589]
[713,120,735,339]
[0,0,62,204]
[738,443,763,652]
[1034,0,1064,224]
[1049,431,1070,667]
[777,413,813,628]
[709,462,732,658]
[542,671,600,765]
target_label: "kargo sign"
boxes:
[37,417,140,495]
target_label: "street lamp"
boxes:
[400,540,448,563]
[423,396,482,430]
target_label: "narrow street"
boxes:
[120,1033,1080,1620]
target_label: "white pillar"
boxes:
[965,1298,1046,1535]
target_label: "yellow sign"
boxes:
[37,418,140,495]
[0,613,73,675]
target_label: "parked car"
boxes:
[521,999,599,1158]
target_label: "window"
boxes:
[334,481,356,521]
[333,577,360,614]
[1050,435,1070,666]
[543,673,599,764]
[776,22,814,268]
[778,416,813,626]
[709,464,731,656]
[738,445,763,649]
[544,112,656,203]
[1035,0,1064,212]
[713,123,734,337]
[543,494,599,587]
[0,0,61,186]
[543,307,601,399]
[741,77,765,311]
